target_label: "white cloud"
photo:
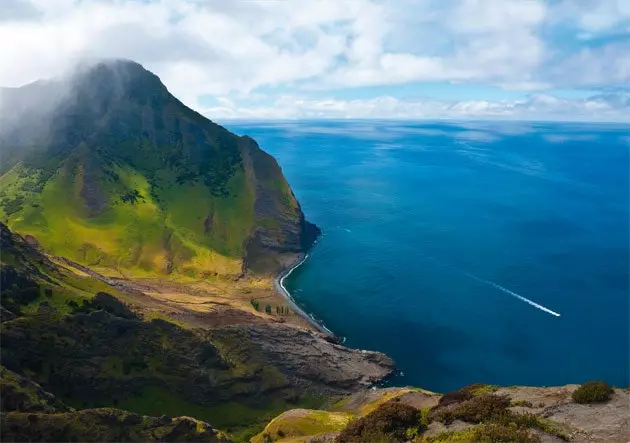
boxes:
[203,92,630,122]
[550,0,630,33]
[0,0,629,120]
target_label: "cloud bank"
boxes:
[1,0,629,121]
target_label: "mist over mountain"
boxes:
[0,59,319,276]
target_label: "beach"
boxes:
[274,253,337,339]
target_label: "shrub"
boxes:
[511,400,533,407]
[337,401,422,442]
[572,381,614,404]
[462,383,498,396]
[437,389,473,408]
[471,423,541,443]
[431,394,511,425]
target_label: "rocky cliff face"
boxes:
[240,136,321,274]
[0,60,318,276]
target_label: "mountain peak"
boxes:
[0,62,320,276]
[68,58,167,105]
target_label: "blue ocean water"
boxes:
[226,120,630,393]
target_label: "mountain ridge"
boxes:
[0,59,319,277]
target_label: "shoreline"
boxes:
[274,252,338,339]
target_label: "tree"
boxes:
[265,304,271,314]
[250,299,260,311]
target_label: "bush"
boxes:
[337,401,422,442]
[511,400,533,407]
[472,423,541,443]
[572,381,614,404]
[431,394,511,425]
[462,383,498,396]
[437,389,473,408]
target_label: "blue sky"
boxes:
[1,0,629,121]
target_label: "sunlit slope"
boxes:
[0,60,317,277]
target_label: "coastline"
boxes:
[274,252,337,339]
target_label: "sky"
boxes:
[1,0,629,121]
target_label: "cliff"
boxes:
[0,60,318,277]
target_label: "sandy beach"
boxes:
[274,253,337,338]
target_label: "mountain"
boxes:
[0,59,319,277]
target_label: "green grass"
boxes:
[462,383,499,396]
[21,286,86,315]
[119,386,325,442]
[3,160,256,277]
[253,409,353,443]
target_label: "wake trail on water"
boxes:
[419,253,561,317]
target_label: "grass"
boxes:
[357,390,414,416]
[252,410,353,443]
[1,409,223,442]
[119,386,326,442]
[3,160,256,278]
[462,383,499,396]
[511,400,534,408]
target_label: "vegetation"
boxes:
[436,389,473,408]
[0,60,311,278]
[461,383,498,396]
[470,423,540,443]
[427,393,570,442]
[511,400,534,408]
[430,394,511,425]
[323,389,571,443]
[336,401,424,442]
[1,409,229,442]
[0,222,327,442]
[572,381,614,404]
[252,410,352,443]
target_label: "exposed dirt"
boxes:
[54,255,314,330]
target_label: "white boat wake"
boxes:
[421,253,561,317]
[461,270,561,317]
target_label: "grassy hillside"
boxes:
[0,60,317,278]
[0,222,329,441]
[2,223,393,442]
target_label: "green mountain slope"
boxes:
[0,60,318,277]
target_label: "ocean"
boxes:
[225,120,630,393]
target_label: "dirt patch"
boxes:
[398,390,441,410]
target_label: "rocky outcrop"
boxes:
[257,385,630,443]
[496,385,630,442]
[241,136,321,274]
[210,324,395,392]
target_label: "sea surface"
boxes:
[226,120,630,393]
